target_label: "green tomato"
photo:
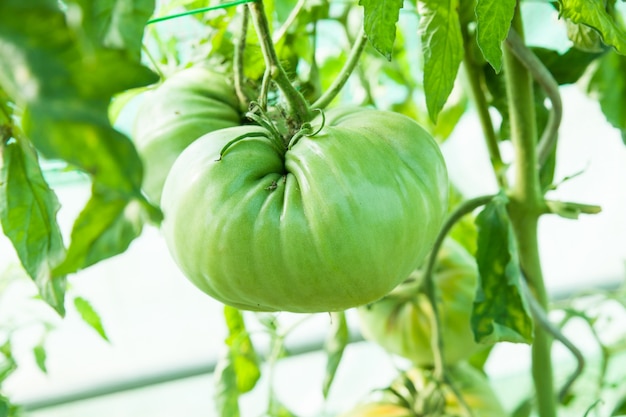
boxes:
[161,107,448,313]
[339,362,506,417]
[132,66,241,202]
[357,238,485,366]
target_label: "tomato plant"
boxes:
[161,107,448,312]
[133,65,242,202]
[1,1,626,417]
[357,238,486,366]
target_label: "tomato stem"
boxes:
[460,24,507,188]
[248,1,313,129]
[312,27,368,110]
[421,195,495,382]
[503,7,556,417]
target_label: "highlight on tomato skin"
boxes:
[356,237,488,367]
[160,107,449,313]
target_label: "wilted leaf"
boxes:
[472,194,534,344]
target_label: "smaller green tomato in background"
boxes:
[339,362,506,417]
[132,65,241,203]
[357,238,487,366]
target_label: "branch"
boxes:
[519,274,585,402]
[505,29,562,168]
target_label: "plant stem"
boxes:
[234,5,250,111]
[460,25,507,188]
[247,0,313,127]
[503,8,556,417]
[312,27,368,109]
[421,194,495,380]
[505,30,562,168]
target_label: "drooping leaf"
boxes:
[214,306,261,417]
[472,194,534,344]
[418,0,464,122]
[322,311,348,398]
[475,0,516,72]
[0,0,161,278]
[33,344,48,373]
[0,137,67,315]
[53,188,149,277]
[588,51,626,143]
[223,306,261,394]
[557,0,626,55]
[566,20,605,53]
[73,296,110,342]
[358,0,403,60]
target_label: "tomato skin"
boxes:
[161,107,448,313]
[132,66,241,202]
[357,238,485,366]
[339,362,506,417]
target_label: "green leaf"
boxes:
[33,344,48,373]
[0,137,67,315]
[322,311,348,398]
[214,307,261,417]
[511,398,533,417]
[0,341,17,383]
[358,0,403,60]
[53,188,148,277]
[566,20,605,53]
[557,0,626,55]
[588,51,626,143]
[73,296,110,342]
[214,353,241,417]
[90,0,155,56]
[612,395,626,416]
[418,0,464,122]
[472,194,534,344]
[475,0,516,72]
[532,46,604,85]
[0,0,160,277]
[223,306,261,394]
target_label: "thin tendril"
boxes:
[147,0,255,25]
[216,131,268,161]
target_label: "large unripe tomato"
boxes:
[357,238,485,366]
[161,107,448,313]
[339,362,506,417]
[132,66,241,202]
